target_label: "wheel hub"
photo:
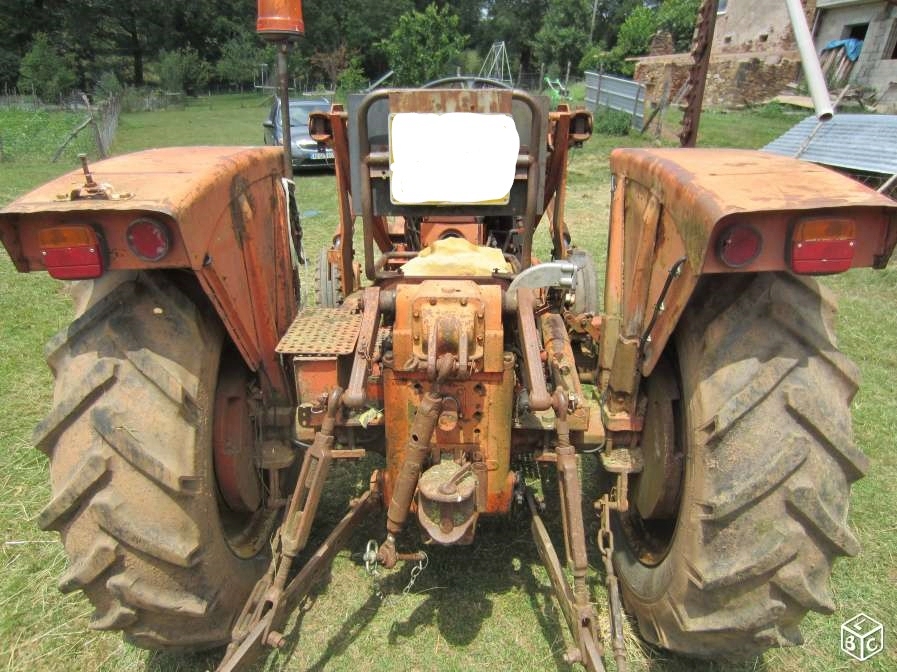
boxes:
[213,367,262,512]
[634,358,682,520]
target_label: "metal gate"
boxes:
[585,71,646,131]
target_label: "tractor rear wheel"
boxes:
[614,272,866,658]
[34,272,271,650]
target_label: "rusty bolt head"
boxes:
[429,297,437,305]
[460,297,468,306]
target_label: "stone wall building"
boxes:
[632,0,850,109]
[814,1,897,109]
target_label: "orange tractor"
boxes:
[2,4,896,672]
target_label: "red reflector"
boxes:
[38,226,103,280]
[790,218,856,275]
[127,218,171,262]
[717,224,762,268]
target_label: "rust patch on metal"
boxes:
[229,175,253,246]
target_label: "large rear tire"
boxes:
[34,273,270,650]
[614,272,867,658]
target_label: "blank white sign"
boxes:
[389,112,520,205]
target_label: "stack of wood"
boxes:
[820,45,857,88]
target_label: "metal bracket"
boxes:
[507,260,577,294]
[57,154,132,201]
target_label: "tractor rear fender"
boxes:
[601,148,897,390]
[0,146,298,401]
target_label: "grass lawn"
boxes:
[0,93,894,672]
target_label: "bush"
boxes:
[335,56,368,101]
[119,87,165,113]
[593,108,632,136]
[18,33,78,102]
[579,44,626,76]
[158,47,210,95]
[97,71,123,98]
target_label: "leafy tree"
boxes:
[0,48,18,88]
[340,0,414,76]
[580,0,700,75]
[588,0,642,48]
[99,0,166,86]
[581,4,656,76]
[479,0,548,73]
[337,55,368,98]
[217,33,265,89]
[18,33,77,101]
[616,5,658,58]
[533,0,590,73]
[657,0,700,52]
[158,47,210,94]
[311,45,352,88]
[380,3,467,85]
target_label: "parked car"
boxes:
[263,97,333,170]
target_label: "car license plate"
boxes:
[311,150,333,160]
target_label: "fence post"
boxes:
[632,86,642,131]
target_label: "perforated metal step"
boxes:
[276,308,362,356]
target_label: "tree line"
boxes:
[0,0,700,100]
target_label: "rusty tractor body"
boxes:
[2,71,897,672]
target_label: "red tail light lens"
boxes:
[717,224,762,268]
[127,217,171,262]
[790,218,856,274]
[37,225,103,280]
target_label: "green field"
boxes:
[0,94,894,672]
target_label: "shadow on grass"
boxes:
[143,454,771,672]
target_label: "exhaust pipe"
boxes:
[785,0,833,121]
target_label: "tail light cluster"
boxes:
[37,217,172,280]
[789,218,856,274]
[37,226,103,280]
[715,216,857,275]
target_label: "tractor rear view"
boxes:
[3,6,897,672]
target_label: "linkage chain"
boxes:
[402,553,428,596]
[363,540,428,598]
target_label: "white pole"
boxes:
[784,0,833,120]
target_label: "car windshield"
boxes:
[288,103,327,127]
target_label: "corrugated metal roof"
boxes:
[762,114,897,176]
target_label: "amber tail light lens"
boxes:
[790,218,856,274]
[37,225,103,280]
